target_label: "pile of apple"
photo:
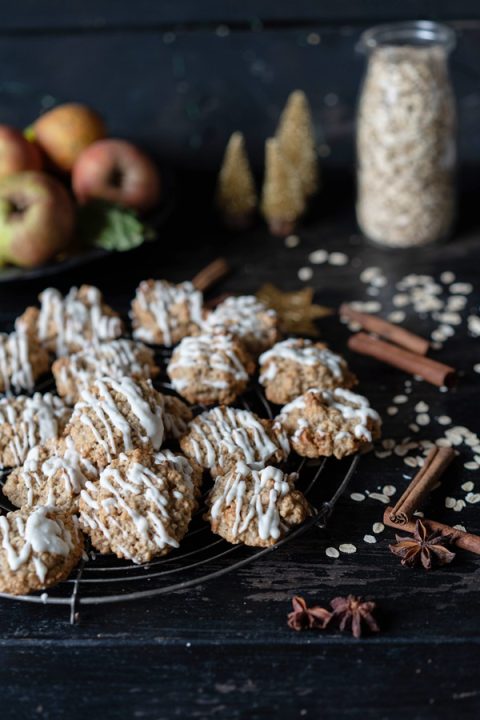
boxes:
[0,103,161,268]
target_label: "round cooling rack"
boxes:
[0,345,362,623]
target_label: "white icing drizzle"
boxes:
[35,286,122,356]
[186,407,288,470]
[154,450,197,491]
[56,339,155,403]
[168,333,249,393]
[281,388,381,443]
[0,330,35,393]
[75,377,164,461]
[0,393,70,467]
[259,338,346,383]
[203,295,276,343]
[19,437,97,507]
[210,462,290,541]
[80,455,190,563]
[0,507,73,583]
[132,280,203,346]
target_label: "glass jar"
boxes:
[355,21,457,248]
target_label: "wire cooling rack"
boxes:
[0,346,361,623]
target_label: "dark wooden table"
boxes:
[0,183,479,719]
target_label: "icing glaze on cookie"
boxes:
[133,280,203,346]
[259,338,346,382]
[0,331,35,393]
[203,295,278,351]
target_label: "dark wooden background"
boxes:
[1,3,480,719]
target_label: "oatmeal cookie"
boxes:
[167,333,254,406]
[259,338,357,405]
[180,406,290,475]
[131,279,205,346]
[276,387,382,459]
[65,377,164,469]
[52,338,159,404]
[16,285,124,356]
[206,462,310,547]
[160,394,193,440]
[0,330,50,394]
[0,505,83,595]
[78,448,196,563]
[202,295,280,356]
[0,393,71,469]
[155,449,204,496]
[3,437,98,513]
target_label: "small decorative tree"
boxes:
[215,131,257,229]
[261,137,305,237]
[276,90,318,200]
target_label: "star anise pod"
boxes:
[389,519,456,570]
[328,595,380,639]
[287,595,332,631]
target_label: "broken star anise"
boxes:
[287,595,332,631]
[328,595,380,639]
[389,519,456,570]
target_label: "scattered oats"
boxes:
[446,296,467,311]
[462,481,474,492]
[326,547,340,558]
[437,312,462,326]
[464,461,479,470]
[308,248,328,264]
[350,300,382,313]
[451,282,473,294]
[387,406,398,416]
[393,395,408,404]
[347,321,362,332]
[414,401,429,412]
[285,234,300,248]
[453,524,466,532]
[474,364,480,374]
[383,485,396,497]
[392,294,410,308]
[373,522,384,534]
[387,311,406,323]
[371,276,387,288]
[360,267,382,283]
[465,437,479,447]
[339,543,357,554]
[363,535,376,544]
[440,271,455,284]
[328,252,349,266]
[439,386,448,393]
[394,445,410,457]
[437,415,451,426]
[409,423,419,432]
[436,438,452,448]
[298,266,313,282]
[382,439,396,450]
[416,414,430,426]
[369,492,390,504]
[350,492,365,502]
[375,449,392,459]
[454,499,466,512]
[431,330,446,343]
[404,457,418,468]
[468,315,480,337]
[445,497,456,509]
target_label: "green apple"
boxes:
[0,171,75,267]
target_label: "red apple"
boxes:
[0,125,42,179]
[30,103,106,172]
[72,139,161,212]
[0,171,75,267]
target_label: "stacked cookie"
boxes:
[0,276,381,595]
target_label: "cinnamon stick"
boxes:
[340,303,429,355]
[192,258,231,292]
[348,332,456,388]
[204,292,232,310]
[383,508,480,556]
[389,447,456,525]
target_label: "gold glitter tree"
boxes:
[276,90,318,199]
[261,137,305,237]
[215,131,257,229]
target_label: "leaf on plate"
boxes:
[77,200,154,252]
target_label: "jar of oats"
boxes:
[356,21,456,248]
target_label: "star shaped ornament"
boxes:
[256,283,332,337]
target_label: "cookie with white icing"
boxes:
[78,449,196,564]
[259,338,357,405]
[3,437,98,513]
[167,333,254,405]
[180,406,290,475]
[206,462,310,547]
[0,330,50,394]
[0,506,83,595]
[65,377,165,470]
[0,393,71,469]
[52,339,159,405]
[202,295,280,356]
[16,285,124,356]
[154,448,204,496]
[276,387,382,459]
[131,279,205,346]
